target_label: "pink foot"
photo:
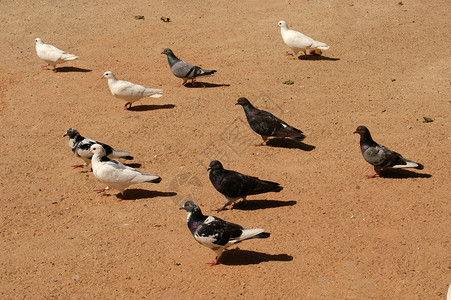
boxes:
[41,64,49,68]
[94,188,108,194]
[254,142,265,146]
[72,164,85,168]
[206,259,220,266]
[366,174,378,178]
[124,102,132,110]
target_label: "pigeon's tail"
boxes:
[312,41,330,50]
[289,134,306,143]
[238,228,270,242]
[144,88,164,98]
[144,175,162,184]
[197,69,217,78]
[254,232,270,239]
[392,157,424,170]
[111,149,133,160]
[61,53,79,61]
[251,180,283,195]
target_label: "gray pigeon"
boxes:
[236,97,306,146]
[354,126,424,178]
[161,48,217,86]
[208,160,283,211]
[63,128,133,168]
[180,201,270,266]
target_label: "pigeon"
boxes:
[102,71,163,110]
[354,126,424,178]
[89,144,161,199]
[63,128,133,169]
[180,201,270,265]
[236,97,306,146]
[208,160,283,211]
[161,48,217,86]
[278,21,330,57]
[35,38,79,72]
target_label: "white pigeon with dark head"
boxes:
[236,97,306,146]
[89,144,161,199]
[63,128,133,168]
[278,21,330,57]
[180,201,270,266]
[35,38,79,72]
[354,126,424,178]
[208,160,283,211]
[161,48,217,86]
[102,71,163,110]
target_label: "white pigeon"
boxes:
[102,71,163,110]
[278,21,330,57]
[35,38,79,72]
[89,144,161,199]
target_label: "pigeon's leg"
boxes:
[180,80,188,87]
[94,186,110,193]
[117,191,126,201]
[124,102,132,110]
[191,79,197,87]
[52,66,57,72]
[255,136,268,146]
[206,259,220,266]
[72,164,85,168]
[366,167,381,178]
[216,198,231,212]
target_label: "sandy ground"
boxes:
[1,0,450,298]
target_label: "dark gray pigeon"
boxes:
[354,126,424,178]
[208,160,283,211]
[161,48,217,86]
[63,128,133,168]
[236,97,306,146]
[180,201,270,266]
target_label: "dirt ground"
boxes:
[1,0,450,298]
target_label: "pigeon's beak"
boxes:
[63,133,68,137]
[88,150,92,154]
[353,130,358,134]
[235,102,240,106]
[207,167,211,171]
[161,51,165,54]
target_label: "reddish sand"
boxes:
[1,0,449,298]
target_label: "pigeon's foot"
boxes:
[254,142,266,146]
[366,173,378,179]
[94,187,109,193]
[40,64,49,68]
[191,79,197,87]
[52,67,57,73]
[124,102,132,110]
[206,259,220,266]
[285,52,295,56]
[72,164,85,169]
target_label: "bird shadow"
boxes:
[118,189,177,200]
[128,104,176,112]
[220,249,293,266]
[231,199,297,211]
[184,82,230,88]
[298,54,340,61]
[265,139,315,151]
[55,66,92,73]
[123,163,142,168]
[379,169,432,179]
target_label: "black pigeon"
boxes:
[180,201,270,266]
[354,126,424,178]
[208,160,283,211]
[161,48,217,86]
[63,128,133,168]
[236,97,306,146]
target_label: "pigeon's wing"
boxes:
[214,170,253,198]
[249,109,304,138]
[288,30,313,49]
[37,43,66,61]
[112,80,147,98]
[74,137,97,157]
[195,216,245,247]
[363,144,396,167]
